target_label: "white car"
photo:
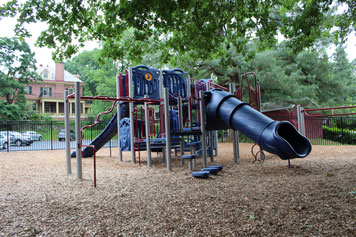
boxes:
[0,131,33,146]
[22,131,43,141]
[0,134,9,149]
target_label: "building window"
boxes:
[24,86,32,94]
[41,69,50,80]
[31,103,36,111]
[45,103,55,113]
[66,88,74,94]
[40,87,52,97]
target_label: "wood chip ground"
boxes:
[0,143,355,236]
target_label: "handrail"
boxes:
[303,105,356,117]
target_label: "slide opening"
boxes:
[276,123,311,157]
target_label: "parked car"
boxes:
[0,134,9,149]
[0,131,33,146]
[58,129,75,141]
[22,131,43,141]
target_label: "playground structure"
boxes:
[64,65,312,183]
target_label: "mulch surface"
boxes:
[0,143,355,236]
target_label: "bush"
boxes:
[333,117,356,130]
[323,126,356,145]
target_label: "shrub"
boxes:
[323,126,356,145]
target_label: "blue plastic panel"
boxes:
[163,68,188,99]
[132,65,160,99]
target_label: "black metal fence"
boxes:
[0,115,355,152]
[0,120,118,152]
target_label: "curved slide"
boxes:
[205,89,312,160]
[71,103,129,158]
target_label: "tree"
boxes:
[65,49,119,120]
[1,0,355,62]
[331,45,356,104]
[64,49,114,96]
[0,37,41,120]
[178,39,356,108]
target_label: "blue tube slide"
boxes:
[204,89,312,160]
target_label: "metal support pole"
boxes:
[128,67,135,163]
[233,130,240,164]
[64,90,71,174]
[206,81,214,162]
[159,70,164,99]
[297,105,301,133]
[144,95,152,168]
[296,105,306,135]
[214,130,218,156]
[75,82,82,179]
[257,85,261,111]
[301,106,306,136]
[208,131,214,162]
[164,88,172,171]
[199,90,208,168]
[229,83,239,163]
[116,74,123,161]
[187,75,191,98]
[178,97,184,165]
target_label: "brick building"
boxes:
[25,62,92,120]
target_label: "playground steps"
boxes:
[182,154,196,171]
[201,167,219,175]
[192,171,210,178]
[208,165,223,171]
[192,165,223,178]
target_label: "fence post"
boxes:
[6,121,9,152]
[341,117,344,139]
[51,120,53,150]
[90,120,93,140]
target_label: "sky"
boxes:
[0,14,355,66]
[0,17,99,67]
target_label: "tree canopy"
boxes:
[1,0,355,62]
[0,37,41,120]
[66,39,356,113]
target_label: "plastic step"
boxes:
[192,171,210,178]
[208,165,223,171]
[201,167,219,175]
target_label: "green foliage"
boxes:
[0,101,23,120]
[64,49,118,96]
[331,45,356,104]
[2,0,355,62]
[181,40,356,108]
[0,37,41,120]
[333,117,356,130]
[65,49,119,121]
[323,125,356,145]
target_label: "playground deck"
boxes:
[0,143,355,236]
